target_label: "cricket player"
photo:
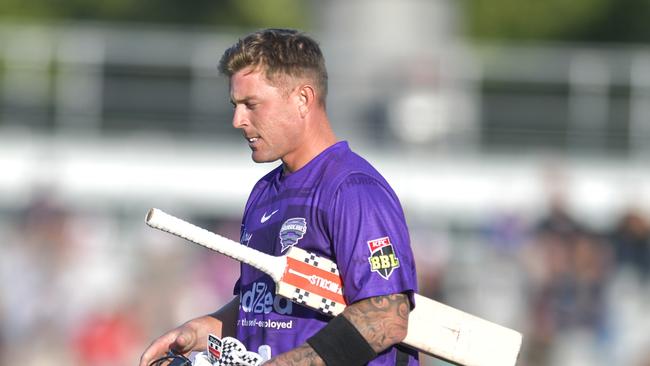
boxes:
[140,28,418,366]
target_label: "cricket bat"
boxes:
[145,208,522,366]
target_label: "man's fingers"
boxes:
[139,325,199,366]
[171,330,198,355]
[174,333,190,348]
[139,332,183,366]
[139,344,160,366]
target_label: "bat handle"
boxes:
[146,208,286,282]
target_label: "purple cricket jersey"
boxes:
[234,141,419,365]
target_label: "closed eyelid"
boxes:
[231,98,258,108]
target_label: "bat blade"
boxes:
[405,294,523,366]
[146,208,522,366]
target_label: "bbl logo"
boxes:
[279,217,307,252]
[367,236,400,280]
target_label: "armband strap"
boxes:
[307,314,378,366]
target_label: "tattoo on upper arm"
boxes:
[342,293,410,353]
[263,343,324,366]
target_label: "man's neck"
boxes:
[282,116,337,173]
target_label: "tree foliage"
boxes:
[1,0,648,43]
[0,0,310,30]
[461,0,650,43]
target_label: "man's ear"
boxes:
[297,84,316,118]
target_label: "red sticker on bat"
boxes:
[283,257,346,304]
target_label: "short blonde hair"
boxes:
[218,28,328,106]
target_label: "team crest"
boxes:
[279,218,307,252]
[367,236,400,280]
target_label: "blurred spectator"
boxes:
[609,208,650,282]
[482,211,528,255]
[0,193,74,364]
[71,306,143,366]
[410,224,450,302]
[521,197,613,365]
[0,194,68,333]
[0,191,145,365]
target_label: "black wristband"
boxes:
[307,314,378,366]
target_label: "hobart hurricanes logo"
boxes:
[279,217,307,252]
[367,236,400,280]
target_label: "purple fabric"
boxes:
[234,141,419,365]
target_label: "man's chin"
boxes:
[251,153,279,164]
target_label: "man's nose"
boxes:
[232,107,247,129]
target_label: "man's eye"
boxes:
[246,103,256,109]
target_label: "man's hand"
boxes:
[139,297,239,366]
[139,322,200,366]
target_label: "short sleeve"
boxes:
[328,173,417,307]
[233,277,241,296]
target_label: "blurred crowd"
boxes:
[1,190,650,366]
[520,199,650,366]
[0,193,241,366]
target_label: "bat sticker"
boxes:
[207,334,222,363]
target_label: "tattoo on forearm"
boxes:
[262,294,408,365]
[343,293,410,353]
[263,343,324,366]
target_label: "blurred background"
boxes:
[1,0,649,365]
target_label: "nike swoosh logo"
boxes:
[260,209,279,223]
